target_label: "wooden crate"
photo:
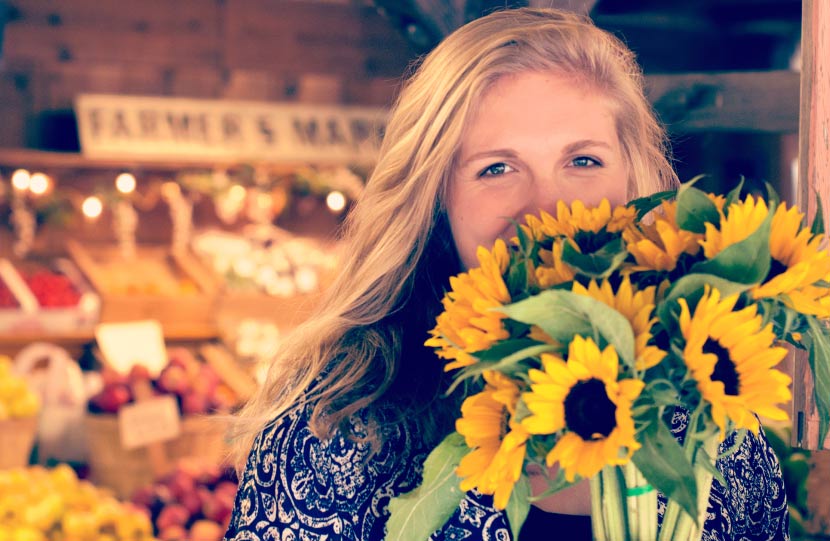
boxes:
[67,240,218,339]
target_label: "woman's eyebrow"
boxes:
[562,139,614,154]
[461,148,519,163]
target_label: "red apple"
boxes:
[202,492,233,526]
[181,391,210,416]
[90,383,132,413]
[156,504,190,530]
[189,519,224,541]
[158,365,191,396]
[195,463,222,488]
[191,365,220,396]
[214,481,239,500]
[131,485,157,509]
[166,470,197,503]
[158,524,189,541]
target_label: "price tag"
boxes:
[117,395,181,450]
[95,320,168,377]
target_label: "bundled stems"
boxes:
[590,462,657,541]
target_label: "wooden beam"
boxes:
[792,0,830,450]
[645,70,800,133]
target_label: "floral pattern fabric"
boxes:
[224,405,789,541]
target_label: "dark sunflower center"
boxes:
[703,339,740,395]
[765,257,789,282]
[573,228,615,255]
[564,378,617,440]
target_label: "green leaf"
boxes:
[450,342,559,393]
[806,317,830,445]
[386,432,468,541]
[506,475,531,541]
[632,416,698,520]
[627,189,677,220]
[725,178,745,208]
[764,182,781,206]
[561,236,629,278]
[657,273,751,326]
[499,290,636,369]
[663,273,751,304]
[676,181,721,234]
[691,205,773,284]
[812,192,826,237]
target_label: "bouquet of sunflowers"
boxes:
[386,179,830,541]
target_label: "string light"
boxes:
[115,172,137,194]
[229,184,247,202]
[326,190,346,213]
[29,173,50,195]
[11,169,31,191]
[82,196,103,219]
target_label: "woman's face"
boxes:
[447,70,629,269]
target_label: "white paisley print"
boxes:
[224,405,789,541]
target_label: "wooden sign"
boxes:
[75,94,387,165]
[117,394,181,450]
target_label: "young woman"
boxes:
[224,8,789,541]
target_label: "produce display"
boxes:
[0,355,40,419]
[93,257,199,296]
[0,464,156,541]
[88,348,238,416]
[192,229,335,297]
[21,269,81,307]
[130,460,237,541]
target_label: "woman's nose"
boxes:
[525,173,564,218]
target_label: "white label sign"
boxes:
[118,395,181,450]
[75,94,387,164]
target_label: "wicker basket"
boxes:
[0,417,38,469]
[84,413,229,499]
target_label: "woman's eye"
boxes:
[479,163,515,177]
[571,156,602,168]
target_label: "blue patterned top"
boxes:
[224,402,789,541]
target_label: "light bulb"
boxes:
[82,196,103,219]
[11,169,31,191]
[326,190,346,213]
[28,173,50,195]
[115,172,136,194]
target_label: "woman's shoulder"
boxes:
[227,400,429,540]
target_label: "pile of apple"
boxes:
[22,269,82,308]
[0,355,40,420]
[0,463,157,541]
[88,348,238,416]
[130,459,237,541]
[0,279,19,308]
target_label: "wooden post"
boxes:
[792,0,830,450]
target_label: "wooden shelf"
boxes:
[0,147,323,173]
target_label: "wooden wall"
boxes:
[0,0,415,149]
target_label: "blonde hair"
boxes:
[229,7,678,467]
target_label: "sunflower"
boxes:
[700,195,770,259]
[521,336,644,482]
[750,203,830,317]
[623,200,702,272]
[425,239,512,371]
[572,277,666,370]
[533,238,577,289]
[678,287,792,437]
[456,371,529,509]
[524,199,636,239]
